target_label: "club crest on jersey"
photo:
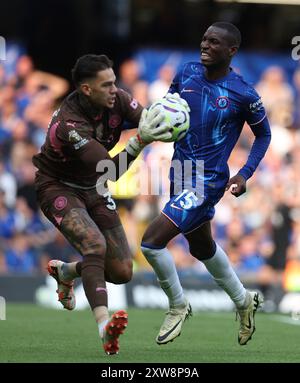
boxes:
[54,196,67,211]
[109,115,121,128]
[216,96,229,109]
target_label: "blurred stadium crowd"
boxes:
[0,52,300,295]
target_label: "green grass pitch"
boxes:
[1,304,300,363]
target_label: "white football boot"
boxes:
[47,260,76,310]
[236,290,264,345]
[156,299,192,345]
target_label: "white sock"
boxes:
[98,319,109,338]
[202,243,247,308]
[93,306,109,337]
[141,246,185,308]
[61,262,80,281]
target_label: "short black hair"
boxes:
[211,22,241,48]
[71,54,113,87]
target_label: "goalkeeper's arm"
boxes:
[111,107,171,180]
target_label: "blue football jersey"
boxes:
[168,61,268,202]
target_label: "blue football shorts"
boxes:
[162,184,219,234]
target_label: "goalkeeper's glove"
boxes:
[164,92,191,112]
[125,107,172,157]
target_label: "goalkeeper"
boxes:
[32,54,171,356]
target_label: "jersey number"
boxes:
[173,189,199,210]
[103,191,116,211]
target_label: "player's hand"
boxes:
[164,92,191,112]
[125,108,172,157]
[225,174,246,197]
[137,108,172,144]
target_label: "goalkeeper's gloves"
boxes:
[125,107,172,157]
[164,92,191,112]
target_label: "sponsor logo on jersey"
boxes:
[181,88,196,93]
[73,139,89,150]
[68,129,89,149]
[216,96,229,109]
[68,130,83,143]
[130,99,138,109]
[249,98,263,113]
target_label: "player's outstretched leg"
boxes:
[236,290,263,345]
[156,298,192,345]
[47,260,76,310]
[101,310,128,355]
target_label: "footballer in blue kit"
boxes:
[163,60,270,233]
[141,22,271,347]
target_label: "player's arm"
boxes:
[226,117,271,196]
[226,90,271,197]
[123,107,172,155]
[61,133,135,182]
[108,107,172,180]
[58,110,171,182]
[59,127,115,175]
[109,90,172,177]
[55,121,117,181]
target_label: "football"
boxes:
[148,97,190,142]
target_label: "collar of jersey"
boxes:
[202,67,235,84]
